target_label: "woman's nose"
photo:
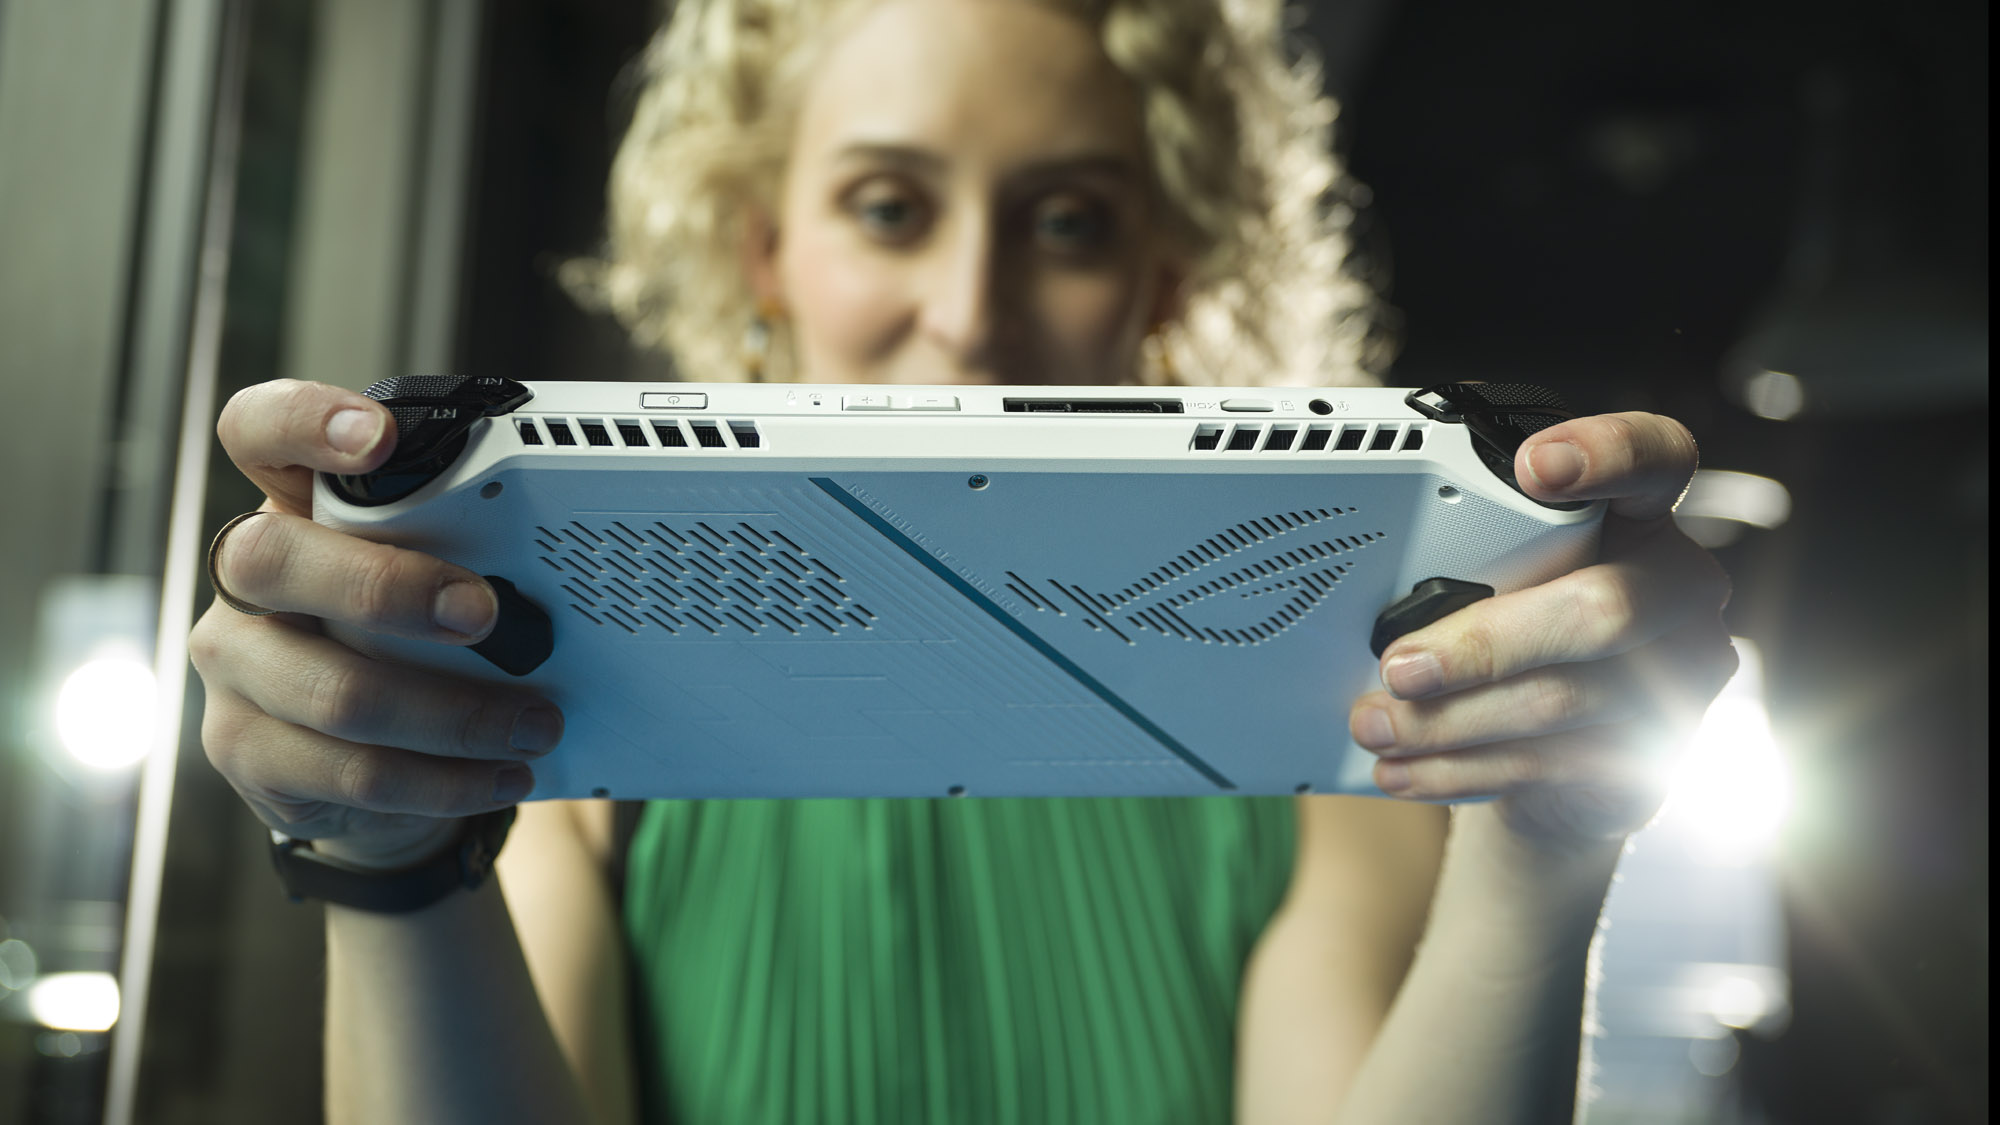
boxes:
[918,221,1003,368]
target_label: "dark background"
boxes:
[109,0,1989,1121]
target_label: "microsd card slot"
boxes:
[1003,398,1184,413]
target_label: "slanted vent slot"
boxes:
[690,422,726,448]
[1300,425,1333,451]
[652,420,688,447]
[728,421,762,448]
[1263,427,1298,451]
[1227,426,1261,451]
[1191,424,1224,451]
[1369,426,1399,451]
[616,421,648,447]
[1400,426,1426,451]
[1334,426,1365,451]
[547,421,577,446]
[517,421,543,446]
[546,518,871,638]
[581,421,614,447]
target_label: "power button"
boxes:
[641,392,708,410]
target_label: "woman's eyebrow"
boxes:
[829,142,1139,184]
[830,142,948,174]
[1008,153,1141,184]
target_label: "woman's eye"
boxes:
[1033,197,1113,252]
[846,183,929,243]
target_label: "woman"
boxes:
[190,0,1737,1122]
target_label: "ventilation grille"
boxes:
[1003,508,1386,646]
[538,519,873,636]
[1189,422,1426,453]
[515,417,763,451]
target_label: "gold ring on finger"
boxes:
[208,510,278,616]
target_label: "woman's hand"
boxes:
[188,379,563,868]
[1349,412,1738,850]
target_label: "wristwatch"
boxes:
[267,807,518,914]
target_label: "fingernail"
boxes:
[434,581,497,637]
[493,765,534,804]
[1528,441,1585,490]
[511,707,563,754]
[327,408,383,456]
[1376,762,1412,794]
[1384,651,1444,699]
[1353,707,1397,751]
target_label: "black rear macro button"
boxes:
[1371,578,1496,657]
[326,376,534,506]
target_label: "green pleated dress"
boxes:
[622,796,1297,1124]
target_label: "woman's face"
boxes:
[752,0,1182,386]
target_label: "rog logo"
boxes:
[1002,508,1384,647]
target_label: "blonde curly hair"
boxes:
[564,0,1387,387]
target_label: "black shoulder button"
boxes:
[1406,383,1591,511]
[327,377,535,507]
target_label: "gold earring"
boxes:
[743,298,784,382]
[742,318,770,382]
[1146,325,1177,384]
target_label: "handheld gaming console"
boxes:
[314,378,1601,800]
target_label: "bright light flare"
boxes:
[1708,973,1772,1030]
[0,938,37,993]
[26,971,120,1032]
[54,655,157,770]
[1657,639,1792,863]
[1743,369,1805,420]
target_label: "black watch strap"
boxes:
[268,807,518,914]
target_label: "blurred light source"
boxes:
[26,971,120,1032]
[55,653,158,771]
[1741,368,1805,420]
[37,1031,88,1058]
[1674,470,1792,549]
[1658,638,1791,863]
[1708,972,1773,1030]
[1688,1032,1742,1078]
[29,575,160,785]
[0,938,37,993]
